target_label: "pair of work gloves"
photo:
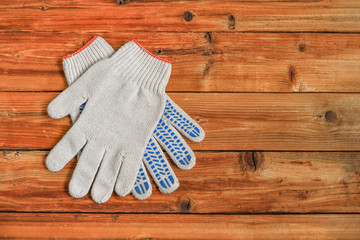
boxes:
[46,37,205,203]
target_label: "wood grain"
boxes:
[1,151,359,213]
[1,213,360,239]
[1,0,360,32]
[1,92,360,151]
[1,32,360,92]
[1,0,360,237]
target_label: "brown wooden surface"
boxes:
[1,213,360,240]
[1,151,359,213]
[1,0,360,32]
[1,92,360,151]
[1,0,359,239]
[1,32,360,92]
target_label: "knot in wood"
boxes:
[184,11,193,21]
[299,43,306,52]
[325,110,338,124]
[177,197,192,213]
[116,0,129,5]
[228,15,236,30]
[243,152,264,172]
[204,32,213,44]
[288,65,296,85]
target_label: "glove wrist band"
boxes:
[62,36,115,84]
[109,40,172,92]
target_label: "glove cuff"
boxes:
[63,36,115,85]
[109,39,172,93]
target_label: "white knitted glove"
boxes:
[61,37,205,200]
[46,40,172,203]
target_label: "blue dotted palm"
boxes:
[131,95,205,200]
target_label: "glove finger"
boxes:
[47,85,89,120]
[143,137,179,194]
[91,150,123,204]
[46,125,86,172]
[69,141,105,198]
[114,154,142,197]
[47,62,101,119]
[163,96,205,142]
[131,162,152,200]
[154,117,196,170]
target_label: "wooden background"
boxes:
[1,0,360,239]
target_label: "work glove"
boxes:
[60,37,205,201]
[47,39,172,203]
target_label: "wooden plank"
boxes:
[0,151,359,213]
[1,92,360,151]
[1,213,360,239]
[1,0,360,32]
[1,32,360,92]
